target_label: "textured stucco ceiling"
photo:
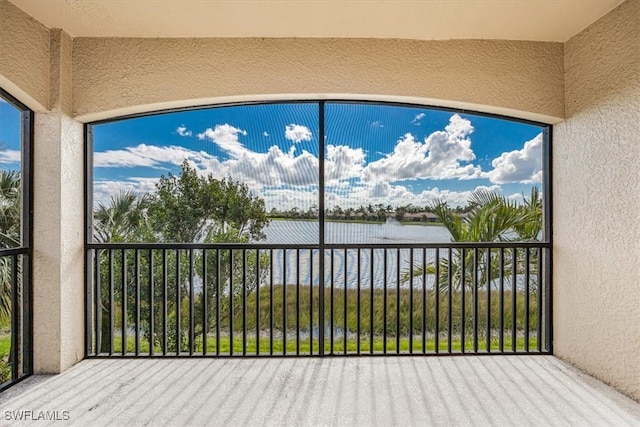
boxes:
[9,0,625,42]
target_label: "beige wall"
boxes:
[33,111,85,373]
[1,0,85,373]
[72,37,564,123]
[0,0,49,111]
[3,0,640,402]
[553,0,640,401]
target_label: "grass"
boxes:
[0,332,10,383]
[0,331,10,358]
[96,285,537,354]
[105,334,538,355]
[399,221,444,226]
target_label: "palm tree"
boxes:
[93,189,150,353]
[407,187,542,292]
[0,170,21,324]
[93,189,150,243]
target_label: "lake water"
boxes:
[259,219,451,288]
[262,218,451,245]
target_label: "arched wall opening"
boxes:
[84,99,553,358]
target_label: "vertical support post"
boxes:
[318,101,326,355]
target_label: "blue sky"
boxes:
[88,102,544,210]
[0,96,23,170]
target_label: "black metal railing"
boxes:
[0,248,31,390]
[85,242,551,357]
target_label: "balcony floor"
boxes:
[1,356,639,426]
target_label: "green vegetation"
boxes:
[113,334,537,355]
[399,221,443,226]
[93,161,270,354]
[0,330,10,383]
[408,188,542,291]
[0,170,21,325]
[92,175,544,357]
[95,284,539,355]
[0,168,21,385]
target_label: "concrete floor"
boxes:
[1,356,639,426]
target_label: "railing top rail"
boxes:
[0,247,30,256]
[87,241,550,250]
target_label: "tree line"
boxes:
[269,202,477,223]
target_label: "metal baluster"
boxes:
[230,250,234,355]
[270,249,274,356]
[109,250,114,355]
[203,249,208,355]
[434,248,440,354]
[283,249,287,355]
[422,248,426,354]
[537,247,542,352]
[94,250,101,355]
[309,249,313,355]
[409,249,414,354]
[383,248,387,354]
[176,249,181,355]
[448,247,453,354]
[162,249,167,355]
[330,249,334,354]
[256,249,261,356]
[396,248,400,354]
[344,248,348,355]
[473,248,478,353]
[296,249,300,356]
[486,248,492,353]
[370,248,374,354]
[189,249,194,356]
[149,249,154,356]
[525,247,530,352]
[216,249,221,356]
[243,249,247,356]
[511,247,517,352]
[499,248,505,353]
[356,248,361,355]
[461,248,466,353]
[122,249,127,356]
[135,249,140,356]
[10,255,18,380]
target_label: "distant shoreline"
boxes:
[267,217,443,226]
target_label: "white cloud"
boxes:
[93,177,160,207]
[226,145,319,188]
[94,144,225,174]
[484,133,542,184]
[263,131,269,137]
[361,114,482,183]
[371,121,384,128]
[261,187,319,212]
[0,149,21,164]
[285,124,312,143]
[176,125,192,137]
[198,124,247,157]
[323,182,503,210]
[411,113,425,125]
[325,144,366,183]
[196,123,318,187]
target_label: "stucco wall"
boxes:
[0,0,49,110]
[49,29,73,116]
[72,37,564,123]
[553,0,640,401]
[32,30,85,373]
